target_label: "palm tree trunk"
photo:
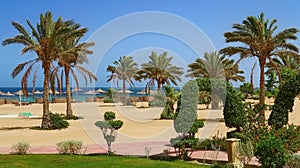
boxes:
[122,79,126,96]
[250,62,256,93]
[41,63,52,129]
[65,67,73,117]
[157,81,161,92]
[259,60,266,122]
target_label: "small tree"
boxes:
[171,80,204,160]
[160,85,181,119]
[269,73,300,129]
[95,111,123,154]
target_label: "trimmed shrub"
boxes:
[269,73,300,129]
[56,140,83,154]
[50,113,69,129]
[104,111,116,121]
[11,142,30,155]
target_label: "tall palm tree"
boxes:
[54,37,97,117]
[106,56,138,96]
[137,51,183,92]
[186,51,245,83]
[2,12,76,129]
[220,13,299,120]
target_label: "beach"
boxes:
[0,98,299,155]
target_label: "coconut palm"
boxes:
[53,37,97,117]
[220,13,299,120]
[186,51,245,83]
[106,56,138,96]
[2,12,77,129]
[136,51,183,92]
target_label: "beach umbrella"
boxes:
[71,88,82,92]
[14,90,24,108]
[34,90,43,95]
[84,90,97,95]
[95,88,106,93]
[4,91,14,96]
[117,89,133,94]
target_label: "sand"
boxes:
[0,98,299,152]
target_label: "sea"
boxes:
[0,87,176,103]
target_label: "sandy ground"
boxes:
[0,98,299,151]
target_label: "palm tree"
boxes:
[54,37,97,117]
[186,51,245,83]
[220,13,299,120]
[2,12,76,129]
[266,55,300,83]
[137,51,183,92]
[106,56,138,96]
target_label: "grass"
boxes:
[0,154,211,168]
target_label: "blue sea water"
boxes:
[0,87,177,102]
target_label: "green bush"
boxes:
[104,111,116,121]
[254,134,289,168]
[160,105,174,119]
[104,98,115,103]
[50,113,69,129]
[149,93,165,107]
[108,120,123,130]
[284,154,300,168]
[198,135,227,151]
[11,142,30,155]
[273,124,300,153]
[64,115,82,120]
[269,73,300,129]
[56,140,83,154]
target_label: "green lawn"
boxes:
[0,155,211,168]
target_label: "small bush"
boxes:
[104,111,116,121]
[198,134,227,151]
[11,142,30,155]
[254,134,289,168]
[64,115,82,120]
[149,93,165,107]
[104,98,114,103]
[56,140,83,154]
[50,113,69,129]
[284,154,300,168]
[160,106,174,119]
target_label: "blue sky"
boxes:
[1,1,300,88]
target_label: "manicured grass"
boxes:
[0,155,211,168]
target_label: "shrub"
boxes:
[149,93,165,107]
[56,140,83,154]
[160,105,174,119]
[64,115,82,120]
[284,154,300,168]
[108,120,123,130]
[254,134,289,168]
[50,113,69,129]
[198,135,227,151]
[11,142,30,155]
[272,124,300,153]
[104,111,116,121]
[104,98,114,103]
